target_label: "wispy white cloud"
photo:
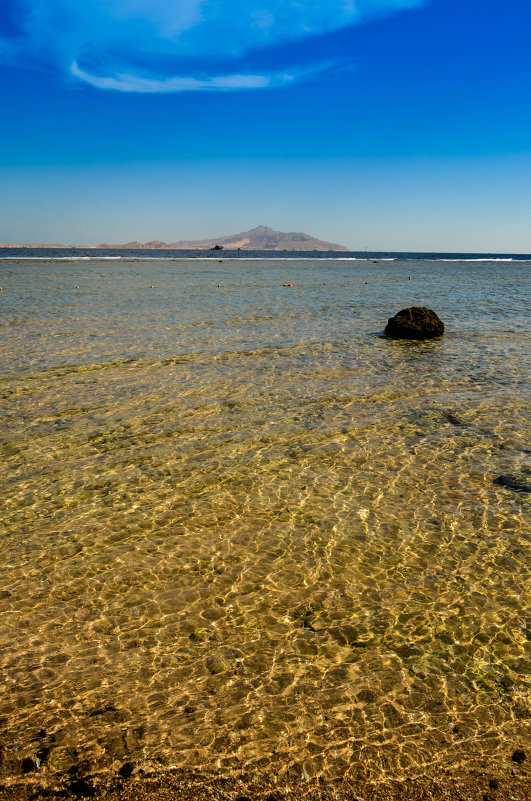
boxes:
[2,0,425,93]
[70,60,335,93]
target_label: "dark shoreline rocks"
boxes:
[385,307,444,339]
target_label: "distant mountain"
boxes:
[1,226,349,251]
[166,225,349,251]
[97,226,348,251]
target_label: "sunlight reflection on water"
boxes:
[0,257,529,785]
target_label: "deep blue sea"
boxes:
[1,246,530,260]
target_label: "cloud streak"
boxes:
[2,0,426,93]
[70,60,336,93]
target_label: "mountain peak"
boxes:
[2,226,349,251]
[167,226,348,251]
[246,225,275,234]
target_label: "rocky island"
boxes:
[1,226,349,252]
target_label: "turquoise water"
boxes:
[0,256,529,786]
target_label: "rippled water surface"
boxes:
[0,256,530,785]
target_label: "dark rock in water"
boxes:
[445,412,464,426]
[395,643,422,658]
[190,627,210,642]
[493,474,531,493]
[385,307,444,339]
[118,762,135,779]
[66,777,96,797]
[206,655,228,674]
[356,688,376,703]
[511,748,526,764]
[21,757,39,773]
[408,408,464,431]
[211,244,223,250]
[327,625,362,646]
[36,745,50,762]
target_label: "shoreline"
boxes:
[0,763,530,801]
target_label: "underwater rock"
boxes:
[356,688,377,703]
[206,655,228,674]
[511,748,526,764]
[493,473,531,493]
[21,757,39,773]
[408,408,464,431]
[66,777,96,797]
[118,762,135,779]
[395,643,422,658]
[327,625,362,646]
[385,307,445,339]
[190,627,211,642]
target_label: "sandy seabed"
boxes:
[1,258,529,801]
[0,761,530,801]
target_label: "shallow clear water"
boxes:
[0,257,529,784]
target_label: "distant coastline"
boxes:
[0,225,349,252]
[1,247,530,261]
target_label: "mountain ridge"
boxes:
[160,225,349,251]
[0,226,348,251]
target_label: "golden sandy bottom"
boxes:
[0,763,530,801]
[1,259,529,799]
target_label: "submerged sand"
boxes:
[0,766,530,801]
[1,258,529,800]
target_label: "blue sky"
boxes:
[1,0,530,251]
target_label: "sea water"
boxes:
[0,254,529,784]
